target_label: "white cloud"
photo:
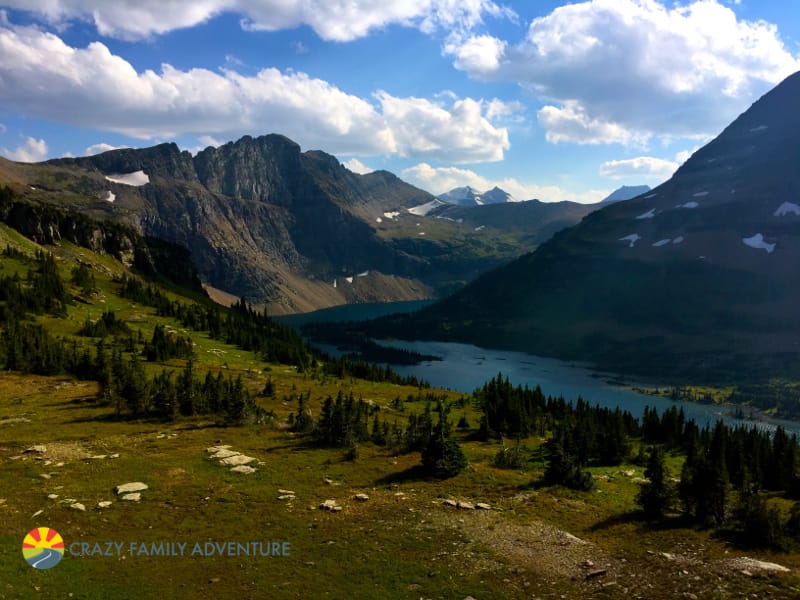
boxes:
[1,136,48,162]
[599,147,702,179]
[3,0,512,41]
[599,157,679,179]
[537,102,646,146]
[84,142,126,156]
[0,21,508,163]
[444,33,506,76]
[446,0,800,145]
[0,123,6,133]
[342,158,373,174]
[402,162,608,204]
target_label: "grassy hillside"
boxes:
[2,224,800,599]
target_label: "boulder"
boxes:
[442,499,457,507]
[230,465,257,474]
[219,454,255,466]
[122,493,141,501]
[47,494,59,500]
[278,494,296,500]
[354,494,369,502]
[206,445,232,453]
[70,502,86,512]
[476,503,491,510]
[115,482,148,494]
[96,501,113,509]
[457,501,475,510]
[211,449,241,459]
[278,489,295,495]
[25,445,47,454]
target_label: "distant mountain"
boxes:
[600,185,651,204]
[382,70,800,382]
[439,185,513,206]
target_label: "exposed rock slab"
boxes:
[115,482,149,494]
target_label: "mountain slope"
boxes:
[600,185,651,204]
[0,134,595,313]
[388,71,800,381]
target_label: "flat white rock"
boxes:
[115,482,148,494]
[219,454,255,466]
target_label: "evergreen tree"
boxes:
[421,410,467,479]
[637,447,675,519]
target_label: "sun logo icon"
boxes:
[22,527,64,569]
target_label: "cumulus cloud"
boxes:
[599,147,701,179]
[1,136,48,162]
[3,0,512,41]
[0,21,508,163]
[445,0,800,145]
[599,156,678,179]
[402,162,608,204]
[342,158,374,174]
[84,142,126,156]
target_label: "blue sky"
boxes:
[0,1,798,203]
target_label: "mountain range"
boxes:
[373,71,800,382]
[438,185,514,206]
[600,185,651,204]
[0,135,595,313]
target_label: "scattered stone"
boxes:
[475,503,491,510]
[39,473,51,479]
[457,501,475,510]
[109,453,119,459]
[661,552,675,560]
[731,557,790,573]
[156,434,165,439]
[88,455,107,460]
[442,499,457,507]
[96,501,113,509]
[583,559,595,568]
[209,578,220,584]
[47,494,59,500]
[55,462,65,467]
[324,477,333,485]
[210,449,240,459]
[219,454,255,466]
[25,445,47,454]
[122,493,141,501]
[278,489,295,495]
[586,569,607,579]
[354,493,369,502]
[0,498,7,505]
[319,499,340,511]
[559,532,586,545]
[631,477,650,484]
[278,494,296,500]
[206,445,232,453]
[70,503,86,512]
[229,465,257,474]
[622,469,635,477]
[32,509,43,518]
[115,482,148,494]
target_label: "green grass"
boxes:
[3,239,800,599]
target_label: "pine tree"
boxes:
[421,411,467,479]
[637,447,675,519]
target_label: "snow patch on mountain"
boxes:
[774,202,800,217]
[104,190,115,203]
[619,234,641,248]
[105,170,149,186]
[742,234,775,254]
[652,239,671,247]
[636,209,656,220]
[438,185,513,206]
[408,199,446,216]
[676,201,699,209]
[672,236,684,244]
[692,191,709,197]
[750,125,769,132]
[383,211,400,220]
